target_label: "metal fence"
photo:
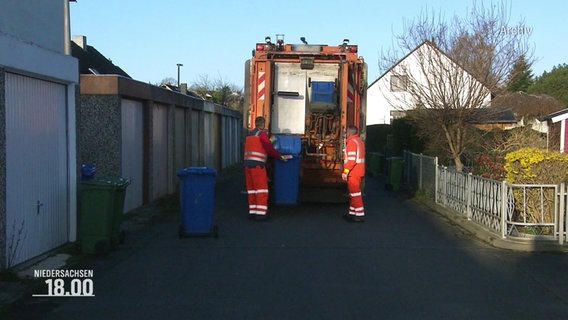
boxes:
[403,151,438,199]
[403,150,568,245]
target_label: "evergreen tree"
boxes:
[506,55,533,92]
[528,64,568,107]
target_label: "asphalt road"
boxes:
[4,167,568,319]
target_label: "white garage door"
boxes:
[5,73,69,267]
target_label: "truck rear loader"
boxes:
[244,35,367,203]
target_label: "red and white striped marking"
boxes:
[258,72,265,101]
[347,71,354,103]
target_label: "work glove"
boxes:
[342,173,348,181]
[280,155,293,161]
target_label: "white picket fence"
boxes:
[403,150,568,245]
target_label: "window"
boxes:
[390,75,408,92]
[390,110,406,120]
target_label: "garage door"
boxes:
[5,73,69,267]
[121,99,144,212]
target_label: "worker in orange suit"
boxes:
[243,116,286,221]
[342,125,366,222]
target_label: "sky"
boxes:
[70,0,568,89]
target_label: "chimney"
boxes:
[72,35,87,51]
[180,83,188,95]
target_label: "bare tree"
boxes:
[190,74,216,100]
[158,77,177,86]
[484,126,547,155]
[379,1,533,171]
[190,74,243,111]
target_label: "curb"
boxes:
[417,198,568,253]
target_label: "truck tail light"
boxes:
[256,43,268,51]
[347,45,358,53]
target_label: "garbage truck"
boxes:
[244,35,367,202]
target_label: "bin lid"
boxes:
[177,167,217,177]
[272,135,301,155]
[81,176,130,188]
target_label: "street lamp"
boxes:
[176,63,183,87]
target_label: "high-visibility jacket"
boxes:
[244,128,281,168]
[244,129,268,167]
[343,134,365,177]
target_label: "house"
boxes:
[471,108,518,131]
[0,1,78,269]
[71,35,131,78]
[366,41,491,126]
[490,91,565,133]
[539,108,568,153]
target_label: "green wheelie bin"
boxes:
[388,157,404,191]
[367,152,383,177]
[79,177,130,254]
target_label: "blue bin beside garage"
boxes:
[272,135,301,205]
[177,167,218,238]
[80,163,96,181]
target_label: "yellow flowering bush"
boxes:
[504,148,568,230]
[504,148,568,184]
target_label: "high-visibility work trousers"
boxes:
[245,166,269,216]
[347,175,365,217]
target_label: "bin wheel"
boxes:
[212,225,219,238]
[94,240,111,255]
[119,230,126,244]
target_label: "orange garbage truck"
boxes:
[244,35,367,203]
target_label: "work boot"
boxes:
[350,216,365,223]
[343,214,364,223]
[255,214,270,222]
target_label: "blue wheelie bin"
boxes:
[272,135,301,205]
[177,167,218,238]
